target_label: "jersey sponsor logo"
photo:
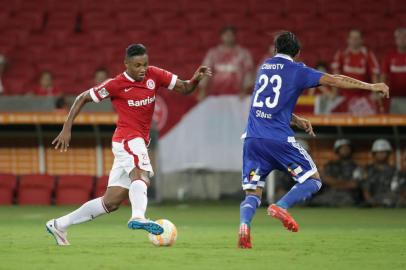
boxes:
[146,79,155,90]
[98,88,109,98]
[127,95,156,107]
[124,87,134,92]
[261,63,284,70]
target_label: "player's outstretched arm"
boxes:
[52,90,93,152]
[319,74,390,98]
[173,66,212,95]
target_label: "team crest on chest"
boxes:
[146,79,155,90]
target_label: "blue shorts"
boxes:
[242,137,318,190]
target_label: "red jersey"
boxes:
[202,45,253,95]
[331,47,380,98]
[89,66,177,143]
[382,50,406,97]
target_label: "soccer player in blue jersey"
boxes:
[238,31,389,249]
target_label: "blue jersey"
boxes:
[244,54,323,140]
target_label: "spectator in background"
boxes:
[94,68,108,85]
[199,26,254,99]
[0,54,7,94]
[382,28,406,108]
[331,29,382,115]
[32,71,61,96]
[310,62,341,114]
[362,139,399,207]
[312,139,363,206]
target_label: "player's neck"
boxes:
[124,71,141,82]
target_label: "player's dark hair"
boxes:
[125,44,147,58]
[274,31,301,58]
[221,25,236,34]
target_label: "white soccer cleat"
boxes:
[46,219,70,246]
[127,218,164,235]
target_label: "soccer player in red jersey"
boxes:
[46,44,212,245]
[382,28,406,98]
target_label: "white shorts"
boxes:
[107,138,154,189]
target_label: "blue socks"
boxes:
[240,195,261,226]
[276,178,322,209]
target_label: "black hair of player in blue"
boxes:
[125,44,147,58]
[274,31,301,58]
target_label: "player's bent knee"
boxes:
[129,168,150,186]
[245,188,263,197]
[310,171,321,181]
[129,169,151,187]
[102,199,121,212]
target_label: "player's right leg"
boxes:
[238,138,272,249]
[266,138,322,232]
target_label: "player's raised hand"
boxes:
[52,128,71,152]
[193,66,212,81]
[371,83,389,98]
[293,116,315,137]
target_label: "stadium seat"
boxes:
[94,175,108,197]
[46,12,78,32]
[18,0,49,14]
[0,174,17,205]
[248,0,283,15]
[7,12,45,32]
[116,12,155,32]
[81,0,112,13]
[81,12,117,32]
[55,175,94,205]
[18,174,55,205]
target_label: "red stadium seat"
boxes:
[94,176,109,197]
[18,174,55,205]
[81,0,112,13]
[81,12,117,32]
[46,12,78,32]
[56,175,94,205]
[48,1,79,13]
[113,0,147,13]
[116,12,155,32]
[213,0,249,15]
[18,0,49,14]
[7,12,45,32]
[0,174,17,205]
[319,0,353,14]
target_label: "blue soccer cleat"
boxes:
[127,218,164,235]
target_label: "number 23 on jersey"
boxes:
[253,74,282,109]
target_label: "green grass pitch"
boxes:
[0,204,405,270]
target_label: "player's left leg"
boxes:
[123,138,163,235]
[126,168,163,235]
